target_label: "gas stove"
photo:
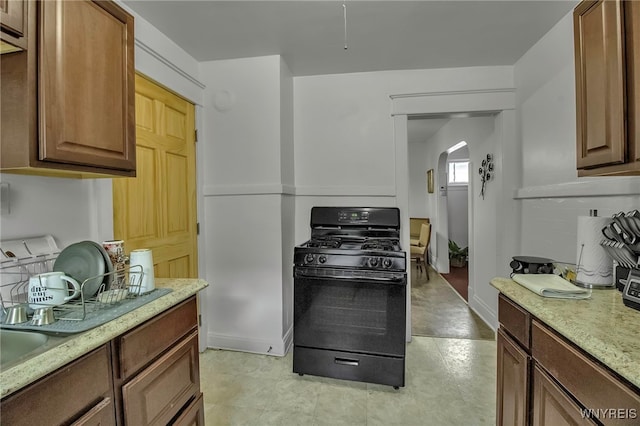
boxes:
[294,208,406,272]
[293,207,407,388]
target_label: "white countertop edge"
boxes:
[0,279,208,399]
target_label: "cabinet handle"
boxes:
[335,357,359,366]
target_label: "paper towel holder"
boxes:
[575,210,616,289]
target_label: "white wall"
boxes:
[200,55,294,356]
[293,66,513,242]
[514,12,640,263]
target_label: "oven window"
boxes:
[310,285,387,334]
[294,276,406,357]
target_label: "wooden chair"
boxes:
[409,218,430,246]
[410,223,431,279]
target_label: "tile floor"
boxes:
[199,265,497,425]
[411,266,495,340]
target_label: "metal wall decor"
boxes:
[478,154,494,199]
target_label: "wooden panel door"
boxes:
[497,328,530,426]
[39,0,135,171]
[532,366,596,426]
[574,0,626,169]
[113,74,198,278]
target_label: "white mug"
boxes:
[129,249,155,294]
[28,271,81,309]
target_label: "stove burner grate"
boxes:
[361,239,398,251]
[308,237,342,249]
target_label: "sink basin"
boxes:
[0,329,49,368]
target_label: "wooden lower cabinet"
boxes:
[122,331,200,425]
[0,296,203,426]
[0,345,116,426]
[497,294,640,426]
[532,365,596,426]
[172,393,205,426]
[497,328,530,426]
[114,296,201,426]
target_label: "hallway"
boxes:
[411,264,494,340]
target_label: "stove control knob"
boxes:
[369,257,379,267]
[318,255,327,264]
[383,259,393,268]
[304,254,315,264]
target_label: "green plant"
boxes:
[448,240,468,265]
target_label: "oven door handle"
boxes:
[295,269,406,284]
[335,357,359,367]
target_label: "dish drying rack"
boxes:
[0,237,171,333]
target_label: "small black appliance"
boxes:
[510,256,555,276]
[622,268,640,311]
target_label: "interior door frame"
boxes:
[391,88,519,338]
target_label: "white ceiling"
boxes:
[123,0,578,77]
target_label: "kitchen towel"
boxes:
[512,274,591,299]
[576,215,613,287]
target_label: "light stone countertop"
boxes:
[0,278,208,399]
[491,277,640,390]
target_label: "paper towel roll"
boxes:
[576,215,613,287]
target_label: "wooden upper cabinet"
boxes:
[39,0,135,172]
[0,0,24,37]
[0,0,136,178]
[574,0,625,169]
[626,0,640,166]
[574,0,640,176]
[0,0,26,52]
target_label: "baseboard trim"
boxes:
[207,329,291,357]
[469,294,498,331]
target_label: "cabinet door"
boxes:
[0,0,24,37]
[627,0,640,166]
[532,366,597,426]
[0,345,115,426]
[38,0,135,171]
[497,328,530,426]
[71,397,116,426]
[574,0,626,169]
[122,331,200,426]
[171,393,205,426]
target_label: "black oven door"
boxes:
[294,268,406,357]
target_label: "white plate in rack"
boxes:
[53,241,106,299]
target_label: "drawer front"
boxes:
[498,294,531,350]
[119,296,197,379]
[72,397,116,426]
[293,346,405,387]
[122,331,200,426]
[532,320,640,425]
[171,392,205,426]
[1,344,114,425]
[532,365,597,426]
